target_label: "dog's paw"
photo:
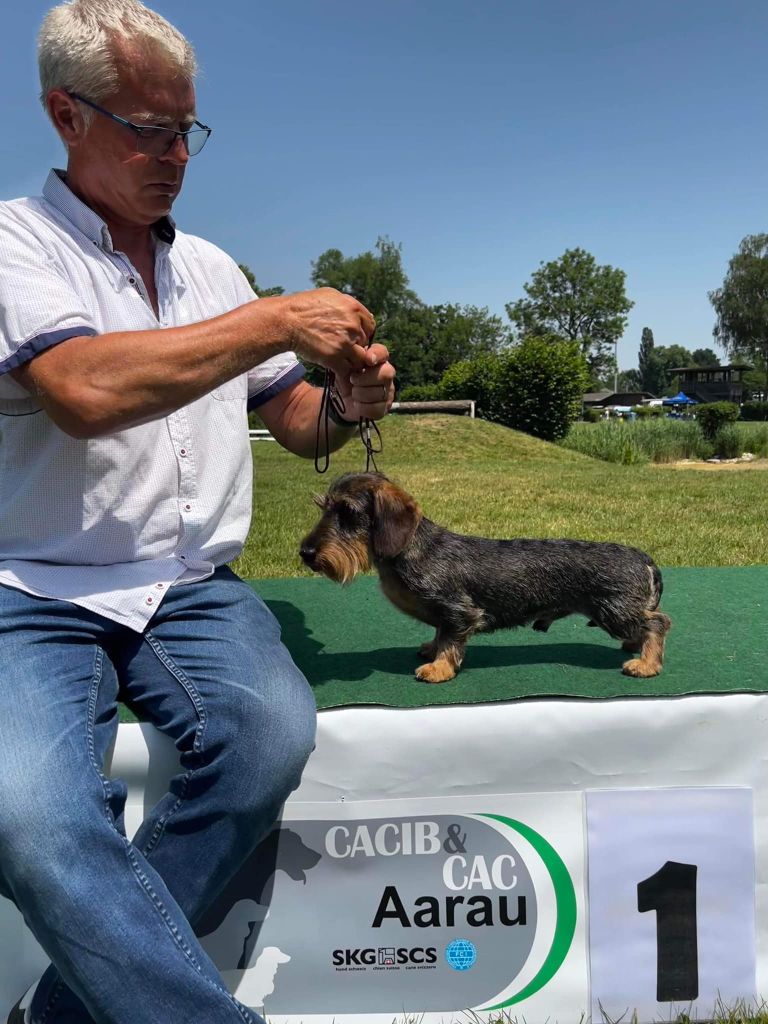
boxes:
[622,657,660,678]
[532,619,550,633]
[416,660,456,684]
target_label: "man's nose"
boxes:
[161,134,190,166]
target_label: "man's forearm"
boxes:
[12,297,292,438]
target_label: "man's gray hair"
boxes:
[38,0,197,123]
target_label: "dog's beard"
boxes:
[315,538,369,585]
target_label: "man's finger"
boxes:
[349,300,376,341]
[340,344,371,373]
[363,342,389,366]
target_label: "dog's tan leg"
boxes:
[416,638,466,684]
[622,611,671,677]
[418,633,439,660]
[621,635,642,652]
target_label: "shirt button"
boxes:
[180,448,187,457]
[155,582,165,590]
[184,503,192,511]
[146,596,154,605]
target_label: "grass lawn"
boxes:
[232,414,768,579]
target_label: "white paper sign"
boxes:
[587,787,756,1022]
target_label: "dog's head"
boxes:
[299,472,422,583]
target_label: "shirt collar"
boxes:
[42,168,177,251]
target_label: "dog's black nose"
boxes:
[300,544,316,567]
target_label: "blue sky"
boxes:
[4,0,768,370]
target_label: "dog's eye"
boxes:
[336,503,358,530]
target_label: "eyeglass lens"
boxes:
[137,126,209,157]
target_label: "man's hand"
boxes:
[333,342,396,422]
[267,287,378,377]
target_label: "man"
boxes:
[0,2,395,1022]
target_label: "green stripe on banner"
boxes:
[118,566,768,720]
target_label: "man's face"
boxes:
[68,41,197,228]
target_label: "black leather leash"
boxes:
[314,334,384,475]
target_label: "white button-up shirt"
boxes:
[0,169,304,630]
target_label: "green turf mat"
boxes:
[253,566,767,707]
[118,567,767,721]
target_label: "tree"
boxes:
[237,263,284,297]
[310,236,419,326]
[385,303,511,391]
[647,344,694,396]
[691,347,719,366]
[743,355,767,400]
[638,327,656,392]
[617,369,642,391]
[709,233,768,394]
[505,248,634,381]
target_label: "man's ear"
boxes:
[371,481,421,559]
[47,89,86,148]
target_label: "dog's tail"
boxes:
[647,561,663,610]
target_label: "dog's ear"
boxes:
[371,481,421,559]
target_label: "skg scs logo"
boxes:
[333,946,437,967]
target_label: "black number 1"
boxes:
[637,860,698,1002]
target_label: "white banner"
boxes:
[3,694,768,1022]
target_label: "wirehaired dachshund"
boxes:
[299,472,671,683]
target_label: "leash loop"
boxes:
[313,328,385,475]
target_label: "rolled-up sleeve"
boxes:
[226,264,307,409]
[0,216,98,381]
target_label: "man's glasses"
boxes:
[67,92,211,157]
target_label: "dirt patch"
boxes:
[653,458,768,471]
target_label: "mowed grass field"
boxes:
[231,414,768,579]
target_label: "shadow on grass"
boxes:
[265,599,626,689]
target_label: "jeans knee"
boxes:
[221,669,316,817]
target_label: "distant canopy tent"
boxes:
[662,392,699,405]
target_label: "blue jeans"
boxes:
[0,568,317,1024]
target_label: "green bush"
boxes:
[713,425,742,459]
[440,339,590,441]
[696,401,739,440]
[397,383,444,402]
[440,353,500,421]
[583,407,602,422]
[497,338,589,442]
[741,401,768,421]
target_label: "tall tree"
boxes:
[709,233,768,394]
[505,247,634,380]
[237,263,284,297]
[311,236,420,327]
[638,327,655,392]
